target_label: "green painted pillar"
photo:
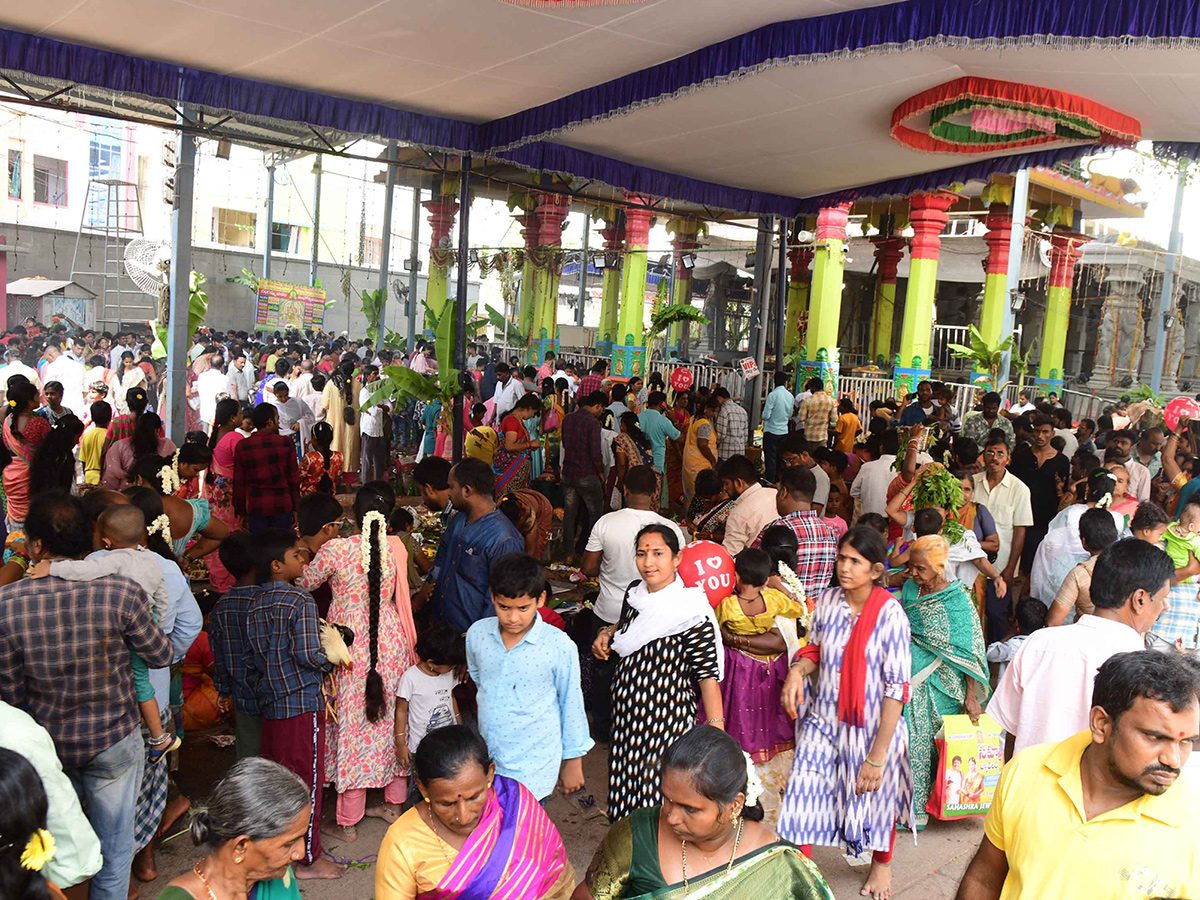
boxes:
[1036,230,1089,392]
[974,204,1014,387]
[421,194,458,335]
[796,203,850,393]
[870,235,904,368]
[612,202,654,378]
[595,215,624,356]
[895,191,958,396]
[666,217,702,354]
[527,191,570,366]
[514,205,539,340]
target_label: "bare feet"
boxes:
[158,794,192,837]
[364,803,401,824]
[294,857,347,880]
[321,823,358,843]
[132,844,157,883]
[127,880,139,900]
[861,859,892,900]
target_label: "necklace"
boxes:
[192,862,222,900]
[917,579,946,597]
[680,817,742,895]
[423,802,457,863]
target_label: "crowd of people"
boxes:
[0,316,1197,900]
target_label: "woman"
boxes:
[376,725,574,900]
[298,422,343,497]
[664,393,690,508]
[1032,470,1124,602]
[682,397,719,506]
[898,535,988,828]
[322,359,361,487]
[0,747,71,900]
[101,412,176,491]
[1104,461,1139,523]
[952,470,999,555]
[420,398,443,461]
[832,398,861,454]
[687,469,736,544]
[204,398,244,593]
[298,483,417,840]
[609,412,658,510]
[131,455,227,561]
[1,379,50,529]
[540,377,568,477]
[575,726,834,900]
[29,415,84,496]
[592,524,724,822]
[111,352,148,415]
[778,526,912,900]
[492,394,542,497]
[157,758,309,900]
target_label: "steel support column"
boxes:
[406,187,422,353]
[577,214,589,327]
[1151,166,1187,393]
[746,216,773,433]
[309,154,322,287]
[453,156,472,462]
[166,110,195,445]
[262,161,275,285]
[999,168,1030,384]
[376,140,397,341]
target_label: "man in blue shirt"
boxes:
[466,553,593,800]
[432,458,525,632]
[898,379,935,426]
[638,390,681,509]
[760,371,794,483]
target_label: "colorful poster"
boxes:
[738,356,759,379]
[255,280,326,330]
[930,713,1005,819]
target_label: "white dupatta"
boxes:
[611,575,725,680]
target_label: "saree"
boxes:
[900,579,990,825]
[426,775,571,900]
[493,415,532,498]
[584,807,834,900]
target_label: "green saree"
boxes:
[900,579,991,826]
[584,807,834,900]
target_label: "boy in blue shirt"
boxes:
[466,553,593,801]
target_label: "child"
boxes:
[710,547,806,826]
[465,553,592,801]
[245,528,340,878]
[31,505,179,762]
[80,401,111,484]
[208,532,263,759]
[464,402,499,465]
[856,512,890,542]
[296,492,343,619]
[987,597,1046,681]
[1131,501,1170,545]
[1150,500,1200,649]
[1045,508,1121,626]
[388,506,424,592]
[395,622,464,770]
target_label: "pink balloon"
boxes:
[670,367,694,392]
[1165,397,1200,433]
[678,540,736,608]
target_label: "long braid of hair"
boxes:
[364,515,385,723]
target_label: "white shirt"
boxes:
[986,615,1144,754]
[398,665,457,752]
[358,386,387,437]
[1009,401,1036,416]
[1124,457,1151,503]
[849,454,897,517]
[42,354,87,416]
[810,463,830,512]
[274,396,313,436]
[226,364,251,403]
[723,483,780,556]
[492,378,526,419]
[1054,427,1079,459]
[291,372,315,399]
[554,369,577,397]
[585,508,687,624]
[188,342,207,363]
[0,360,41,405]
[195,368,228,425]
[971,469,1035,574]
[109,344,129,370]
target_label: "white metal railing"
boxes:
[931,324,1024,373]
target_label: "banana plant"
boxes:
[360,288,387,347]
[363,299,463,412]
[643,303,710,356]
[947,325,1014,391]
[150,271,209,359]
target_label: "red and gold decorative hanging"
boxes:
[891,77,1140,154]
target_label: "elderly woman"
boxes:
[156,758,310,900]
[574,726,834,900]
[899,534,988,829]
[376,725,574,900]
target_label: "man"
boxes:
[898,379,935,426]
[358,365,390,484]
[290,358,316,400]
[796,376,835,446]
[195,355,229,431]
[65,335,88,364]
[226,348,252,404]
[491,362,526,419]
[780,432,830,515]
[233,403,301,532]
[271,381,314,459]
[849,430,899,517]
[42,342,87,417]
[750,464,837,597]
[580,465,686,740]
[761,371,795,482]
[638,391,680,508]
[957,650,1200,900]
[606,382,631,426]
[0,494,173,900]
[109,332,131,370]
[1007,389,1036,417]
[962,391,1015,450]
[719,455,778,555]
[1134,425,1166,479]
[578,359,607,399]
[1051,407,1078,458]
[1075,417,1097,456]
[713,386,749,466]
[1107,429,1151,501]
[987,538,1171,755]
[1009,414,1071,572]
[466,342,482,372]
[430,458,524,632]
[560,391,607,558]
[972,433,1034,643]
[0,346,42,406]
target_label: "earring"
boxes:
[234,855,244,864]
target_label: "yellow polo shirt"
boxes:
[986,730,1200,899]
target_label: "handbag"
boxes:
[925,713,1004,820]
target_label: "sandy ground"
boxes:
[135,728,983,900]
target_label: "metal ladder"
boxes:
[70,179,151,331]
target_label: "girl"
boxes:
[1,379,50,529]
[299,421,343,497]
[28,415,84,496]
[111,351,148,415]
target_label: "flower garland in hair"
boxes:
[776,561,812,632]
[742,752,764,809]
[158,449,182,495]
[147,514,172,541]
[20,828,56,871]
[359,510,392,577]
[1095,492,1113,509]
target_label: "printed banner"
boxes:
[927,713,1004,820]
[255,280,326,330]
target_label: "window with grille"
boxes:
[33,155,67,206]
[212,208,258,248]
[363,236,383,266]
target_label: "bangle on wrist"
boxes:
[863,756,885,768]
[708,717,725,724]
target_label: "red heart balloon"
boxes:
[678,539,735,608]
[1165,397,1200,433]
[669,367,694,392]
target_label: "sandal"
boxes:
[147,735,181,765]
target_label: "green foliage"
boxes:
[150,271,209,359]
[364,300,463,412]
[947,325,1014,391]
[1127,383,1166,407]
[360,288,387,347]
[230,267,259,293]
[644,303,710,342]
[911,463,965,544]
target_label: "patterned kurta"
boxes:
[299,537,416,792]
[608,614,721,822]
[778,587,914,855]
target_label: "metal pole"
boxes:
[453,156,472,462]
[998,167,1030,385]
[577,213,589,327]
[746,215,773,433]
[166,110,195,445]
[774,217,788,374]
[1152,165,1187,393]
[263,160,275,283]
[309,154,322,288]
[376,141,398,343]
[406,186,422,354]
